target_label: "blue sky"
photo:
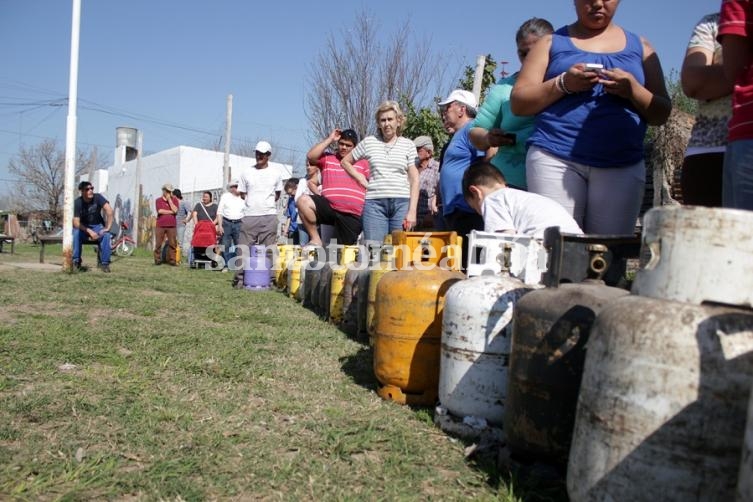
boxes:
[0,0,714,196]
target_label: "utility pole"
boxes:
[62,0,82,272]
[223,94,233,185]
[472,54,486,105]
[132,130,143,247]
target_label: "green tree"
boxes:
[400,97,447,158]
[457,54,497,104]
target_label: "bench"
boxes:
[39,235,107,264]
[38,235,63,263]
[0,234,14,254]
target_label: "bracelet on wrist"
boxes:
[557,72,574,95]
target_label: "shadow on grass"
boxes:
[338,345,377,391]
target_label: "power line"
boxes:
[0,80,310,159]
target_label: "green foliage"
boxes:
[400,97,448,158]
[458,54,498,104]
[666,68,697,116]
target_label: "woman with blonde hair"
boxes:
[341,100,419,244]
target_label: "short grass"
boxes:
[0,243,563,501]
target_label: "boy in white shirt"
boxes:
[462,161,583,238]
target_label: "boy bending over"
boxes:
[462,161,582,238]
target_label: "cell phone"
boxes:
[584,63,604,73]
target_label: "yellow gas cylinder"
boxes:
[287,247,308,300]
[329,245,360,325]
[367,237,395,346]
[374,265,465,405]
[275,244,296,290]
[391,231,462,271]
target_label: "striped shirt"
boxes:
[318,154,370,216]
[719,0,753,141]
[351,136,415,199]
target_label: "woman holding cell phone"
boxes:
[470,17,555,191]
[511,0,672,235]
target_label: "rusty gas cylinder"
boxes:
[439,245,535,425]
[505,244,628,466]
[568,206,753,501]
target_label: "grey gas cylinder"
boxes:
[633,206,753,307]
[567,296,753,501]
[737,384,753,501]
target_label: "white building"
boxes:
[96,136,293,248]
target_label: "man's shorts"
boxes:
[311,194,362,245]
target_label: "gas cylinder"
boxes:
[374,238,465,405]
[632,205,753,307]
[505,244,629,467]
[244,245,271,290]
[567,206,753,501]
[329,245,360,324]
[295,248,318,303]
[391,230,461,271]
[341,246,375,337]
[317,262,332,318]
[287,247,306,300]
[466,230,546,285]
[303,250,324,309]
[737,384,753,501]
[355,260,372,340]
[274,244,296,290]
[439,245,535,425]
[542,226,640,288]
[367,237,395,345]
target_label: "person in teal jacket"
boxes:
[470,18,554,190]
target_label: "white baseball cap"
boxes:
[255,140,272,154]
[438,89,478,109]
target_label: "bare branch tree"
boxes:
[7,139,105,223]
[305,10,452,144]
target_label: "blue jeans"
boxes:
[297,227,310,246]
[73,224,111,265]
[361,197,409,244]
[723,139,753,209]
[221,218,241,267]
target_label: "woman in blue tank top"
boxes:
[510,0,671,235]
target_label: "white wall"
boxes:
[102,145,294,248]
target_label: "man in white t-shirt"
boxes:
[462,161,582,238]
[233,140,284,286]
[216,179,246,271]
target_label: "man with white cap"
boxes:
[437,89,495,268]
[216,178,245,271]
[412,135,440,230]
[233,140,284,286]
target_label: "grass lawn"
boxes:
[0,243,564,501]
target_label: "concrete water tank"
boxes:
[116,127,139,162]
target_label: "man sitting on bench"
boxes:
[73,181,114,272]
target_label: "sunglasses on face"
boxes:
[84,186,94,191]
